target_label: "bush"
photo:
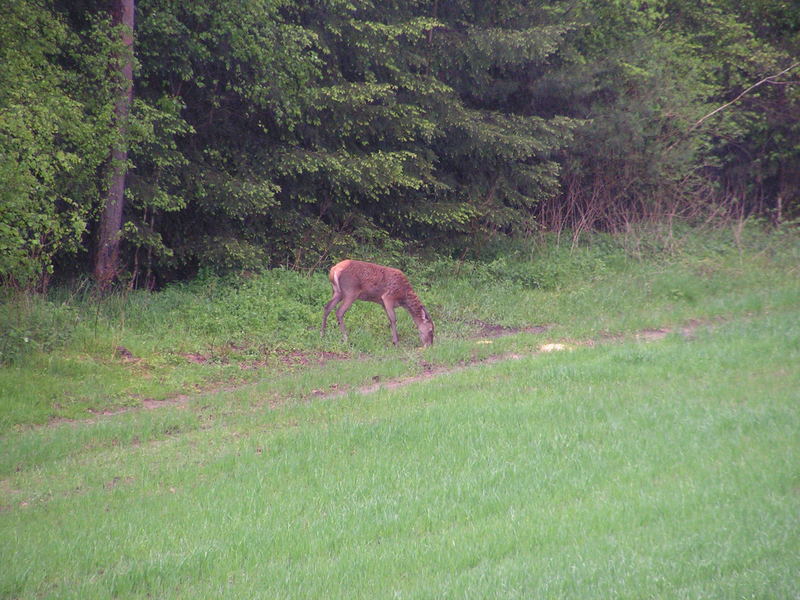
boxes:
[169,269,331,348]
[0,295,80,365]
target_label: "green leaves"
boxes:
[3,0,796,285]
[0,2,109,287]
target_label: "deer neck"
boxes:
[403,292,430,327]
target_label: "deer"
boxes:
[321,259,434,347]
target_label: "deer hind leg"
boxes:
[321,289,342,336]
[334,294,357,342]
[381,296,399,345]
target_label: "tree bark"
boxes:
[94,0,134,289]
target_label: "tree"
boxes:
[416,0,577,245]
[532,0,800,230]
[94,0,134,288]
[0,2,107,290]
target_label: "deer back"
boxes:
[330,260,412,304]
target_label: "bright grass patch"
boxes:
[1,312,798,598]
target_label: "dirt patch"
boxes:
[114,346,136,361]
[182,352,209,364]
[469,319,552,338]
[678,318,707,338]
[141,395,192,411]
[279,349,344,366]
[181,349,349,370]
[317,352,526,400]
[636,319,709,342]
[240,350,349,370]
[636,328,672,341]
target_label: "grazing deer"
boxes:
[322,260,434,346]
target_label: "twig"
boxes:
[669,61,800,150]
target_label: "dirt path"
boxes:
[48,318,714,427]
[313,318,710,401]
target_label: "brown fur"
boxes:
[321,260,434,346]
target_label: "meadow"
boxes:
[1,223,799,598]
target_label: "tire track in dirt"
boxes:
[45,318,715,426]
[311,318,712,401]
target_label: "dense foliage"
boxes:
[1,0,798,288]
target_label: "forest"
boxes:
[2,0,798,290]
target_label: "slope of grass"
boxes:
[1,224,799,598]
[1,311,797,598]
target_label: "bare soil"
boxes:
[468,319,552,338]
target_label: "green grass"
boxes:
[1,312,798,598]
[1,224,799,597]
[2,223,799,430]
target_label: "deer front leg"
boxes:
[382,297,399,345]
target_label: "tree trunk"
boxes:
[94,0,134,289]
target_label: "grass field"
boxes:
[1,224,799,598]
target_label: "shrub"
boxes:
[0,295,80,365]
